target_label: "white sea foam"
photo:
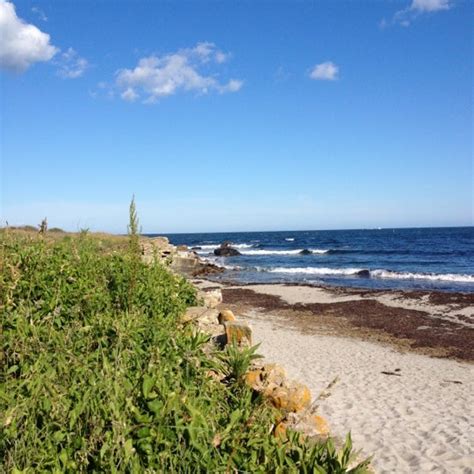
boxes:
[370,269,474,283]
[240,248,329,256]
[223,264,243,270]
[267,267,474,283]
[196,243,254,251]
[268,267,364,276]
[285,238,295,241]
[241,249,302,256]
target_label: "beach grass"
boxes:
[1,222,370,472]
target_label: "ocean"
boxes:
[149,227,474,293]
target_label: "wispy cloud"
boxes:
[309,61,339,81]
[382,0,453,27]
[31,6,47,22]
[115,42,243,103]
[56,47,89,79]
[0,0,58,72]
[273,65,291,83]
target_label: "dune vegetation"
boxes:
[0,206,369,473]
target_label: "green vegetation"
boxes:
[1,221,370,472]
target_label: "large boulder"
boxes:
[224,321,252,346]
[244,364,287,392]
[198,288,223,308]
[214,242,241,257]
[266,381,311,413]
[218,309,236,324]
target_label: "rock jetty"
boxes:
[140,236,223,277]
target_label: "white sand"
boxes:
[242,309,474,473]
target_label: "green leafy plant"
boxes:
[0,223,371,473]
[218,342,263,384]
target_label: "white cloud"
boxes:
[0,0,58,72]
[31,6,47,22]
[121,87,138,102]
[221,79,243,93]
[411,0,451,12]
[390,0,452,26]
[309,61,339,81]
[56,47,88,79]
[190,41,230,63]
[115,42,242,103]
[215,51,230,64]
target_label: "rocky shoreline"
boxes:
[141,236,224,276]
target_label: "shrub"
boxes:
[0,231,370,473]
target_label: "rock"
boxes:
[356,269,371,278]
[170,255,223,277]
[141,236,176,263]
[263,364,287,387]
[218,309,236,325]
[191,246,202,250]
[288,412,329,438]
[171,256,200,274]
[245,364,287,392]
[266,381,311,413]
[199,288,222,308]
[180,306,218,324]
[191,263,224,277]
[244,369,264,391]
[214,242,241,257]
[311,415,329,436]
[224,321,252,346]
[176,245,188,251]
[149,236,169,247]
[199,309,219,324]
[299,249,312,255]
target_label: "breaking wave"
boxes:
[240,248,329,256]
[267,267,474,282]
[268,267,364,276]
[195,243,255,251]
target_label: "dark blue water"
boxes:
[149,227,474,292]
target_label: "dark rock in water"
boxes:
[214,242,241,257]
[192,263,225,277]
[191,246,202,250]
[299,249,312,255]
[356,269,371,278]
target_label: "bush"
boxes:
[0,231,370,472]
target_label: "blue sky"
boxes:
[1,0,472,233]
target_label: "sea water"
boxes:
[148,227,474,292]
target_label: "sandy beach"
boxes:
[197,280,474,473]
